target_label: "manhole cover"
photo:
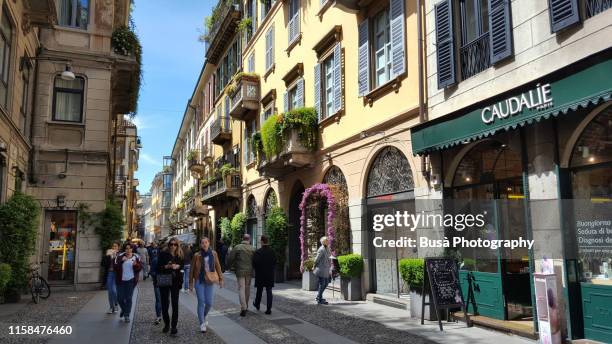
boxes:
[270,317,302,326]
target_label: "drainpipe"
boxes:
[416,0,430,181]
[28,43,43,184]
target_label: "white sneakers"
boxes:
[200,320,208,333]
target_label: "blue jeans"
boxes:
[117,279,136,317]
[150,272,162,317]
[317,277,330,302]
[183,265,191,290]
[106,273,117,309]
[194,280,215,325]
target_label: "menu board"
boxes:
[425,258,464,307]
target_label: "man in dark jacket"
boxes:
[252,235,276,314]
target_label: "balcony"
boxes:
[211,116,232,145]
[202,173,241,206]
[460,33,491,81]
[205,0,241,64]
[257,129,316,179]
[334,0,374,12]
[24,0,57,28]
[229,74,260,121]
[114,178,127,199]
[586,0,612,18]
[186,196,209,217]
[188,150,206,177]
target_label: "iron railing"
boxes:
[460,32,491,80]
[207,0,240,45]
[211,116,231,139]
[585,0,611,18]
[202,173,241,199]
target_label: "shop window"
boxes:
[45,211,77,283]
[57,0,89,30]
[0,9,13,109]
[453,140,522,190]
[52,76,85,123]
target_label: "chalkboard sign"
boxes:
[421,258,470,331]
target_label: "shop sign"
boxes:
[481,83,553,124]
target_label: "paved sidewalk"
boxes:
[47,287,138,344]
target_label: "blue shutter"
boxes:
[252,0,257,31]
[548,0,580,33]
[270,26,275,66]
[332,43,342,114]
[297,78,305,108]
[358,19,370,96]
[314,63,321,120]
[265,29,271,70]
[434,0,456,89]
[389,0,406,77]
[489,0,513,64]
[283,91,289,112]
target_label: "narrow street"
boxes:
[2,275,536,344]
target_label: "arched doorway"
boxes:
[263,188,278,231]
[366,146,415,296]
[451,136,530,321]
[323,166,351,255]
[246,195,258,247]
[288,181,305,279]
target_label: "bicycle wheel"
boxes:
[39,277,51,299]
[30,278,40,304]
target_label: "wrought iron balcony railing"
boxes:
[211,116,232,145]
[585,0,612,18]
[460,33,491,81]
[205,0,241,64]
[229,75,260,121]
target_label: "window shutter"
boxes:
[390,0,406,77]
[314,63,321,120]
[488,0,513,64]
[358,19,370,96]
[332,43,342,114]
[283,90,289,112]
[434,0,456,89]
[252,0,257,31]
[270,26,275,66]
[224,97,230,128]
[548,0,580,33]
[297,78,305,108]
[244,126,249,163]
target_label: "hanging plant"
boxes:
[280,107,318,151]
[251,132,263,162]
[237,18,253,33]
[219,163,238,178]
[298,183,336,273]
[111,25,142,115]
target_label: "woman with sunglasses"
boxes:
[156,238,184,335]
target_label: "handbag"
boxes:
[205,270,219,284]
[156,273,173,287]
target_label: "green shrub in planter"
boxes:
[265,207,288,266]
[0,263,11,294]
[399,258,424,290]
[303,259,315,272]
[338,254,364,278]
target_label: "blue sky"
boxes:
[132,0,214,193]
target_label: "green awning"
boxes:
[411,58,612,155]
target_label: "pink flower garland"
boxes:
[299,183,336,273]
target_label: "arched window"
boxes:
[263,189,278,218]
[323,166,351,255]
[247,195,258,219]
[366,146,414,198]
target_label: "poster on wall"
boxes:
[534,273,561,344]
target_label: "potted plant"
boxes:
[399,258,436,320]
[338,254,364,301]
[302,258,318,291]
[219,163,238,186]
[187,150,198,163]
[265,207,288,282]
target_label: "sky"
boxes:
[132,0,214,193]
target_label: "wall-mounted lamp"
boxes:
[20,56,75,80]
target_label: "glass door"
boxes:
[43,211,77,284]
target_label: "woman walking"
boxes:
[190,237,223,333]
[314,236,332,305]
[157,238,184,335]
[101,242,119,314]
[114,243,142,322]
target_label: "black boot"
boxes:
[162,324,170,333]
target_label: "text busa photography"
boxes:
[0,0,611,343]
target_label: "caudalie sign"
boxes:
[481,83,553,124]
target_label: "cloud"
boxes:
[140,153,161,166]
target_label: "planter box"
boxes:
[340,277,362,301]
[410,290,438,320]
[302,271,318,291]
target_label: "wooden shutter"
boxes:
[548,0,580,33]
[270,26,275,67]
[489,0,513,64]
[283,91,289,112]
[265,28,272,70]
[297,78,305,108]
[314,63,321,120]
[332,43,342,114]
[390,0,406,77]
[244,126,249,163]
[358,19,370,96]
[434,0,456,89]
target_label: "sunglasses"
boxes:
[169,243,178,246]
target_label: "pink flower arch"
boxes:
[299,183,336,273]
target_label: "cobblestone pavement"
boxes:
[222,278,435,344]
[0,290,96,344]
[129,283,225,344]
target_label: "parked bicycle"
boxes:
[29,263,50,304]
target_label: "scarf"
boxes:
[198,248,214,283]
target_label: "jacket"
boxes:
[228,241,255,277]
[113,253,142,285]
[313,245,332,279]
[156,250,185,289]
[252,245,276,288]
[189,250,223,288]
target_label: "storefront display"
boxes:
[45,211,77,283]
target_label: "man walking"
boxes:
[252,235,276,314]
[228,234,255,316]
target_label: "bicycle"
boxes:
[29,263,51,304]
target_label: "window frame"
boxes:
[0,8,13,110]
[287,83,299,111]
[459,0,489,47]
[318,50,335,120]
[372,7,392,89]
[51,75,86,123]
[265,25,275,73]
[57,0,90,30]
